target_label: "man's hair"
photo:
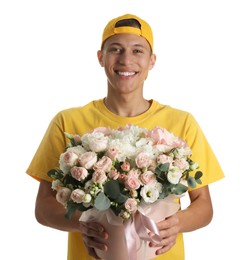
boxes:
[115,19,141,29]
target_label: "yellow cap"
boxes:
[101,14,154,51]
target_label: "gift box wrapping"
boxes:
[79,196,180,260]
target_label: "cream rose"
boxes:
[93,156,113,172]
[70,189,85,203]
[78,152,97,169]
[125,175,141,190]
[125,198,138,213]
[56,187,71,206]
[70,166,89,181]
[139,170,156,185]
[92,169,107,184]
[167,168,182,184]
[135,152,151,169]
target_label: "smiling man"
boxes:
[26,14,224,260]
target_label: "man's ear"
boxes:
[148,53,157,71]
[97,50,104,67]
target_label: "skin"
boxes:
[35,33,213,259]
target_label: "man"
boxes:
[27,14,224,259]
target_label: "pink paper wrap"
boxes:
[79,196,180,260]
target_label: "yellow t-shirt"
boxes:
[26,99,224,260]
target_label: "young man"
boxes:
[26,14,224,260]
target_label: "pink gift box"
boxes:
[79,196,180,260]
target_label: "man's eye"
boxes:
[109,48,121,53]
[133,49,143,54]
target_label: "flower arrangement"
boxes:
[48,124,202,221]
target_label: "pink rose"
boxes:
[106,147,120,160]
[118,173,127,183]
[70,189,85,203]
[93,156,113,172]
[125,198,138,214]
[148,126,177,146]
[89,135,108,152]
[157,154,173,164]
[125,175,141,190]
[135,152,152,169]
[130,189,138,198]
[127,169,141,178]
[121,161,131,172]
[173,158,189,171]
[61,150,78,166]
[78,152,97,169]
[56,187,71,206]
[70,166,89,181]
[108,169,120,180]
[92,169,107,184]
[139,170,156,185]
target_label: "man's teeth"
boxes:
[118,72,135,76]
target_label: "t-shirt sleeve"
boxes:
[184,114,224,190]
[26,112,67,182]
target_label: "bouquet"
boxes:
[48,124,202,259]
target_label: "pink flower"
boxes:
[106,147,120,160]
[108,169,120,180]
[173,158,189,171]
[78,152,97,169]
[93,156,113,172]
[92,169,107,184]
[135,152,152,169]
[127,169,141,178]
[60,150,78,166]
[70,189,85,203]
[157,154,173,164]
[125,175,141,190]
[147,126,177,146]
[121,161,131,172]
[56,187,71,206]
[88,135,109,152]
[140,170,156,185]
[125,198,138,213]
[70,166,89,181]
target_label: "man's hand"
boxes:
[79,221,108,259]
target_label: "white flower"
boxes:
[167,167,182,184]
[140,183,160,203]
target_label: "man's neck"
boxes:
[104,95,151,117]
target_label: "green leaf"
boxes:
[116,193,128,204]
[158,163,170,172]
[187,176,196,188]
[104,180,121,199]
[172,183,188,195]
[159,182,172,198]
[47,168,64,179]
[196,179,202,185]
[195,171,203,180]
[104,180,128,204]
[65,201,84,219]
[94,192,111,211]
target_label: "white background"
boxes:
[1,0,250,259]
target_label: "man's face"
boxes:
[97,33,156,95]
